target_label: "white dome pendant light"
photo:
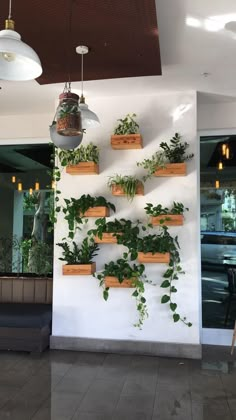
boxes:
[76,45,100,129]
[0,0,42,81]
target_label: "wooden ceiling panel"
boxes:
[0,0,161,84]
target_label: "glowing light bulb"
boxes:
[222,143,227,156]
[51,180,56,189]
[11,175,16,183]
[1,52,15,62]
[35,181,40,191]
[218,161,223,170]
[226,146,230,159]
[17,182,22,191]
[29,188,33,195]
[215,180,220,189]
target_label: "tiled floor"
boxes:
[0,346,236,419]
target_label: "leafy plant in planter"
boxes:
[108,174,144,202]
[94,258,150,329]
[57,237,99,264]
[137,133,194,179]
[145,202,188,217]
[57,143,99,166]
[114,113,139,135]
[88,217,131,240]
[63,194,116,239]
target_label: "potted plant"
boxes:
[94,258,149,328]
[137,133,194,178]
[63,194,116,239]
[144,202,189,226]
[111,113,142,149]
[57,237,99,275]
[58,143,99,175]
[108,174,144,201]
[88,217,138,243]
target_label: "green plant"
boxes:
[88,217,131,239]
[63,194,116,239]
[144,202,189,217]
[57,237,99,264]
[58,103,79,119]
[114,113,139,135]
[27,241,53,276]
[94,258,150,329]
[108,174,142,202]
[23,192,39,211]
[137,133,194,180]
[58,143,99,166]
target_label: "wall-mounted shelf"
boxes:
[94,233,120,243]
[83,207,110,217]
[62,263,96,275]
[151,214,184,226]
[111,134,142,149]
[66,162,99,175]
[111,182,144,197]
[138,252,170,263]
[154,163,186,177]
[105,276,134,288]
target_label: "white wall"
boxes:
[198,102,236,130]
[52,91,200,345]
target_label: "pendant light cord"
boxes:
[81,52,84,96]
[8,0,12,19]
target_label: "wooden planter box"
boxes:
[154,163,186,177]
[111,134,142,149]
[111,182,144,197]
[82,207,110,217]
[66,162,99,175]
[151,214,184,226]
[138,252,170,263]
[105,276,134,288]
[94,232,120,244]
[63,262,96,275]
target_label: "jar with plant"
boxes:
[57,237,99,275]
[58,142,99,175]
[63,194,116,239]
[94,258,150,329]
[111,113,142,149]
[137,133,194,178]
[108,174,144,201]
[145,201,189,226]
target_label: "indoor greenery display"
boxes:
[63,194,116,239]
[88,217,134,239]
[144,202,189,217]
[114,113,139,135]
[108,174,143,202]
[94,258,149,329]
[137,133,194,180]
[57,237,99,264]
[57,143,99,167]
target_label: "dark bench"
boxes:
[0,277,52,352]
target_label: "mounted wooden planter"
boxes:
[62,262,96,275]
[111,182,144,197]
[154,163,186,177]
[66,162,99,175]
[105,276,134,288]
[82,207,110,217]
[111,134,142,149]
[94,233,120,244]
[138,252,170,264]
[151,214,184,226]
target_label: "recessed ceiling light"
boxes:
[201,72,211,77]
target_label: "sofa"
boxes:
[0,276,52,352]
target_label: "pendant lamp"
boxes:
[0,0,42,81]
[50,123,83,150]
[76,45,100,129]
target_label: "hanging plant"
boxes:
[137,133,194,180]
[58,143,99,166]
[108,174,144,201]
[94,258,150,329]
[63,194,116,239]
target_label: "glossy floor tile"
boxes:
[0,345,235,419]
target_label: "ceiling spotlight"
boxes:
[76,45,100,129]
[0,0,42,81]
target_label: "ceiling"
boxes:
[0,144,52,173]
[2,0,236,114]
[0,0,161,85]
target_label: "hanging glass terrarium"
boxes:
[56,87,82,136]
